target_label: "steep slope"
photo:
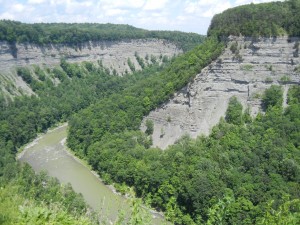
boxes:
[0,39,181,72]
[208,0,300,37]
[0,21,205,99]
[142,36,300,149]
[0,21,204,51]
[140,0,300,149]
[0,39,181,97]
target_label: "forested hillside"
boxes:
[208,0,300,37]
[0,0,300,224]
[0,20,203,100]
[67,38,223,155]
[0,37,223,223]
[0,59,174,224]
[0,20,205,51]
[66,0,300,224]
[71,85,300,224]
[0,18,207,225]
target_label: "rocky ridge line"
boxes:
[141,36,300,149]
[0,39,182,97]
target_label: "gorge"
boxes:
[1,0,300,224]
[0,38,181,97]
[142,36,300,149]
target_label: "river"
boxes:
[18,124,165,224]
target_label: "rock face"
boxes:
[0,39,182,96]
[141,36,300,149]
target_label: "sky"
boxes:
[0,0,281,34]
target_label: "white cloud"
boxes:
[143,0,169,10]
[50,0,67,6]
[234,0,283,5]
[205,1,232,17]
[184,0,232,18]
[234,0,252,4]
[101,0,145,9]
[28,0,46,4]
[0,12,15,20]
[65,1,93,14]
[105,9,127,17]
[12,3,26,12]
[197,0,225,7]
[0,0,285,34]
[115,16,126,23]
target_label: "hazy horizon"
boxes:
[0,0,282,35]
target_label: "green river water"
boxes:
[18,124,165,224]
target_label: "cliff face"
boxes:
[0,39,182,97]
[141,36,300,149]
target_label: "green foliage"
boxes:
[127,58,136,72]
[294,65,300,73]
[265,77,273,83]
[16,67,50,92]
[167,116,172,122]
[135,52,146,69]
[0,20,205,51]
[207,189,235,225]
[1,13,300,224]
[69,85,300,224]
[288,85,300,104]
[240,64,254,71]
[53,67,68,82]
[34,65,46,81]
[18,202,92,225]
[0,50,178,223]
[232,53,243,62]
[0,167,94,225]
[129,193,152,225]
[207,192,300,225]
[230,42,238,53]
[60,58,82,78]
[208,0,300,37]
[280,75,292,84]
[150,55,157,64]
[67,37,224,155]
[225,96,243,125]
[16,67,32,84]
[256,196,300,225]
[0,185,22,224]
[265,64,273,72]
[262,85,283,110]
[145,119,154,135]
[0,61,170,225]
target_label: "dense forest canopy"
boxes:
[67,38,223,155]
[0,59,175,224]
[0,20,205,51]
[74,85,300,225]
[0,37,224,224]
[1,0,300,224]
[208,0,300,37]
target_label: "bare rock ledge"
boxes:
[0,39,182,96]
[141,36,300,149]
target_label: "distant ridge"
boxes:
[208,0,300,38]
[0,20,205,51]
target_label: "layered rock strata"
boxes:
[0,39,182,96]
[141,36,300,149]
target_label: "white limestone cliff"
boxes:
[141,36,300,149]
[0,39,182,97]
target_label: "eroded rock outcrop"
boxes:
[141,36,300,149]
[0,39,182,97]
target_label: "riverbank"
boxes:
[61,127,166,221]
[16,122,68,159]
[17,123,167,223]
